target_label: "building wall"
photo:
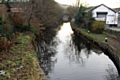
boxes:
[92,5,116,25]
[116,12,120,27]
[106,15,116,25]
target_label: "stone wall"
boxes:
[72,28,120,75]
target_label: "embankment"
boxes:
[0,33,47,80]
[71,23,120,75]
[105,29,120,40]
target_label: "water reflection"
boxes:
[38,22,119,80]
[64,31,102,64]
[105,65,119,80]
[37,40,57,75]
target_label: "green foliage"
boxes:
[13,25,30,33]
[0,15,26,39]
[29,26,40,35]
[74,5,86,25]
[74,5,95,29]
[91,21,105,34]
[85,12,95,29]
[0,17,14,39]
[0,17,2,24]
[9,14,31,33]
[0,35,44,80]
[18,36,29,44]
[0,17,5,36]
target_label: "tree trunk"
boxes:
[28,13,32,27]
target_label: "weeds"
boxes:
[0,34,45,80]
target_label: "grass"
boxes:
[78,28,104,41]
[71,21,115,39]
[71,22,120,58]
[100,33,116,39]
[0,34,47,80]
[72,25,115,42]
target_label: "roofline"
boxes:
[91,4,116,13]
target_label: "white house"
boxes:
[114,9,120,27]
[86,4,120,27]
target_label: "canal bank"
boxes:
[70,22,120,76]
[37,22,119,80]
[0,33,47,80]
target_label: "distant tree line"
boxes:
[0,0,64,51]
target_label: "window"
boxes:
[97,12,107,18]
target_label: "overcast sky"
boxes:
[55,0,120,8]
[86,0,119,8]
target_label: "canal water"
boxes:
[38,22,119,80]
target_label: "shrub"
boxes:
[9,14,24,26]
[13,25,30,33]
[90,21,105,34]
[0,37,12,52]
[0,17,8,37]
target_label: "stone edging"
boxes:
[72,28,120,75]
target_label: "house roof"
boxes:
[85,4,116,13]
[113,8,120,12]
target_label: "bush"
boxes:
[13,25,30,33]
[9,14,24,26]
[90,21,105,34]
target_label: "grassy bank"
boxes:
[0,33,47,80]
[71,22,120,56]
[71,23,115,41]
[71,22,120,75]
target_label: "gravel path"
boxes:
[75,27,120,55]
[91,33,120,53]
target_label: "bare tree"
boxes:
[66,0,81,17]
[0,0,63,28]
[10,0,63,27]
[15,0,39,26]
[76,0,80,7]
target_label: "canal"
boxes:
[38,22,119,80]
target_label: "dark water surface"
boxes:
[38,22,119,80]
